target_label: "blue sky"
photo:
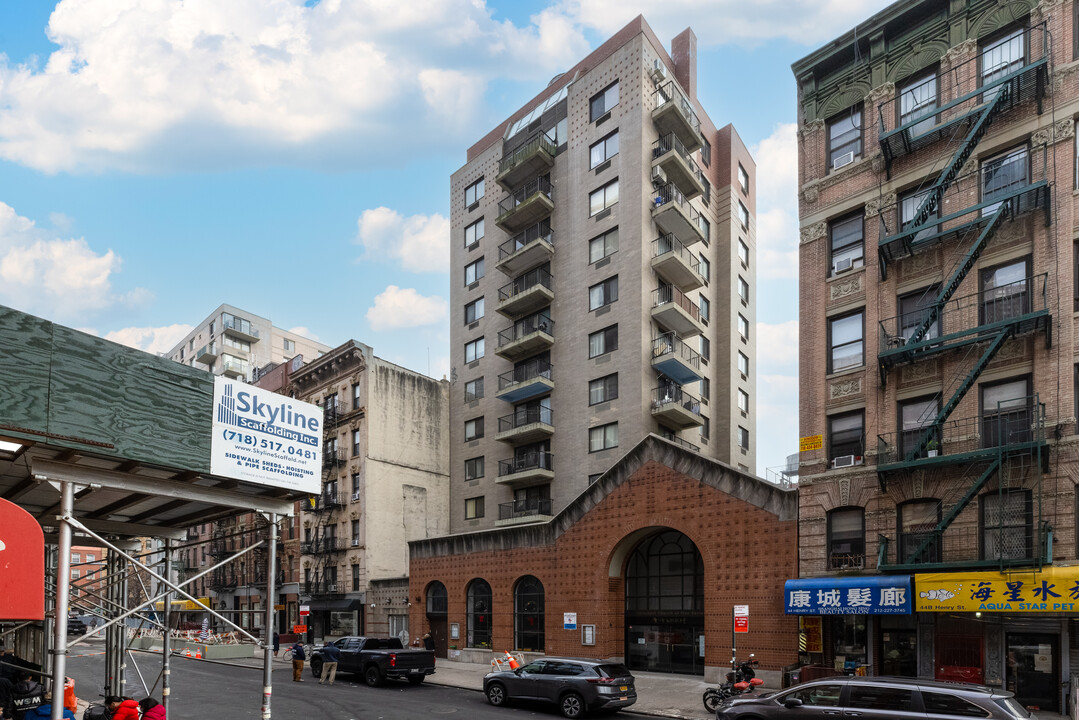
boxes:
[0,0,893,476]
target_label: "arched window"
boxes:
[514,576,544,651]
[467,579,492,648]
[625,530,702,613]
[827,507,865,570]
[426,581,447,615]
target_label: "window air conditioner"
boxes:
[832,455,863,469]
[351,539,360,547]
[650,59,668,84]
[651,166,667,187]
[351,492,361,502]
[833,257,854,275]
[832,151,855,170]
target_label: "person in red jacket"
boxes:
[138,697,166,720]
[109,698,139,720]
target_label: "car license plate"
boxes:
[619,686,628,692]
[619,696,628,701]
[411,668,420,673]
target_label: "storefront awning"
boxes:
[784,575,911,615]
[916,566,1079,613]
[308,599,363,612]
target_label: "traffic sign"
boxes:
[299,604,310,617]
[734,604,749,634]
[293,624,307,634]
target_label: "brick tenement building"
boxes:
[793,0,1079,710]
[409,435,798,683]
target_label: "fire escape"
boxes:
[306,396,348,596]
[872,24,1053,571]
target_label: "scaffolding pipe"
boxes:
[50,481,74,720]
[261,514,278,719]
[162,540,172,716]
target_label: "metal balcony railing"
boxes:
[652,234,702,273]
[497,177,553,218]
[498,451,553,477]
[498,406,553,433]
[650,386,703,416]
[323,450,339,467]
[498,359,553,391]
[301,537,345,555]
[223,317,260,339]
[303,581,341,595]
[659,433,701,453]
[498,315,554,348]
[653,81,701,136]
[652,133,706,185]
[498,131,557,177]
[877,521,1050,571]
[651,333,701,372]
[309,492,344,513]
[498,221,553,262]
[498,266,553,303]
[498,498,553,521]
[652,285,702,322]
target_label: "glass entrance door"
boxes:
[625,622,703,675]
[1006,632,1059,713]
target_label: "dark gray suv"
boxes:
[715,676,1035,719]
[484,657,636,718]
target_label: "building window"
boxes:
[738,351,749,378]
[738,163,749,194]
[828,507,865,570]
[697,215,710,243]
[589,81,619,121]
[589,179,619,217]
[699,254,710,283]
[699,415,710,441]
[737,201,749,229]
[737,426,749,449]
[900,188,939,242]
[739,239,749,267]
[86,554,94,562]
[589,422,618,452]
[352,383,361,410]
[589,131,619,168]
[899,396,939,460]
[829,214,863,276]
[466,579,492,647]
[898,499,942,564]
[464,377,484,402]
[698,136,711,168]
[898,286,940,342]
[352,429,360,457]
[981,27,1025,99]
[283,338,295,353]
[737,314,749,341]
[827,106,862,170]
[71,553,81,563]
[828,411,864,463]
[589,276,618,310]
[514,576,545,652]
[350,519,360,546]
[464,417,484,441]
[981,377,1031,448]
[898,70,937,135]
[351,564,360,591]
[588,325,617,358]
[981,146,1028,215]
[738,389,749,414]
[352,473,360,495]
[588,473,602,484]
[589,227,618,263]
[464,338,485,363]
[700,377,710,402]
[699,335,710,361]
[981,490,1032,561]
[71,569,80,579]
[464,218,484,248]
[699,296,710,324]
[828,311,864,372]
[464,457,484,480]
[738,277,749,304]
[464,257,485,285]
[465,497,485,520]
[464,297,484,324]
[980,258,1029,325]
[588,374,618,405]
[465,178,484,207]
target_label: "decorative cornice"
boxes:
[1053,59,1079,92]
[941,39,977,69]
[1032,119,1074,146]
[800,221,827,244]
[799,119,825,139]
[865,192,896,218]
[864,82,895,108]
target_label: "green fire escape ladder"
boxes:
[903,458,1002,566]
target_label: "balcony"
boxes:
[652,133,706,200]
[222,317,260,342]
[221,358,248,378]
[651,333,702,385]
[497,131,557,191]
[496,177,554,232]
[652,81,702,152]
[209,542,234,558]
[496,499,553,527]
[196,343,218,363]
[651,184,706,246]
[323,399,348,425]
[497,451,554,487]
[496,406,554,444]
[497,267,554,318]
[300,537,345,555]
[877,521,1050,573]
[210,574,238,592]
[496,315,554,361]
[308,492,345,513]
[878,274,1050,373]
[496,221,554,276]
[651,234,705,291]
[323,450,339,468]
[651,286,704,337]
[496,359,553,403]
[650,386,704,430]
[304,581,342,596]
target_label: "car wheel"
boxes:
[560,692,585,719]
[310,659,322,679]
[486,682,508,707]
[364,665,384,687]
[407,675,424,685]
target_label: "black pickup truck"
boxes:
[310,636,436,686]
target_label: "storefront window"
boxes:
[879,615,917,677]
[330,611,357,637]
[467,579,492,648]
[831,616,867,672]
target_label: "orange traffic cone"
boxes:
[505,651,518,670]
[183,649,191,657]
[195,648,202,659]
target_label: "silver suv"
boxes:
[484,657,636,718]
[715,676,1036,719]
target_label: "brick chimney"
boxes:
[671,27,697,100]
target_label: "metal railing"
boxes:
[652,184,705,231]
[653,81,701,136]
[652,234,702,274]
[498,451,553,477]
[660,434,700,453]
[498,131,557,177]
[877,521,1049,569]
[301,537,345,554]
[310,492,344,512]
[498,406,553,433]
[650,386,703,416]
[303,581,341,595]
[498,498,553,521]
[498,266,553,302]
[498,359,553,391]
[223,317,260,338]
[498,315,554,347]
[828,552,866,571]
[498,177,553,218]
[498,221,553,262]
[652,133,706,186]
[323,450,339,467]
[652,285,702,322]
[651,332,700,371]
[323,399,346,420]
[221,358,248,376]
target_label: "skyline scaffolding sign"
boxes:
[210,376,322,494]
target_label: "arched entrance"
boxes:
[624,529,704,675]
[425,581,448,658]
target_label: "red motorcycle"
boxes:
[702,654,764,713]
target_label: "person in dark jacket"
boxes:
[22,692,74,720]
[289,642,306,682]
[272,632,280,658]
[138,697,166,720]
[10,672,44,720]
[422,633,435,651]
[318,642,340,686]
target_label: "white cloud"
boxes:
[366,285,448,331]
[756,373,800,472]
[751,123,799,280]
[287,326,320,342]
[105,324,194,355]
[0,201,143,322]
[356,207,449,273]
[756,320,798,375]
[0,0,591,172]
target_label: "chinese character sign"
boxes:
[784,576,912,615]
[916,568,1079,613]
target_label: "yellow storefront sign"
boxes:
[153,597,211,612]
[916,567,1079,613]
[799,434,823,452]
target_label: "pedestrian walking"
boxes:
[318,642,340,686]
[272,632,280,658]
[289,642,306,682]
[21,692,74,720]
[138,697,166,720]
[422,633,435,651]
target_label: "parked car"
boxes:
[309,636,435,686]
[484,657,636,718]
[66,617,87,635]
[714,675,1035,719]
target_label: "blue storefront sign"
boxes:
[784,575,912,615]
